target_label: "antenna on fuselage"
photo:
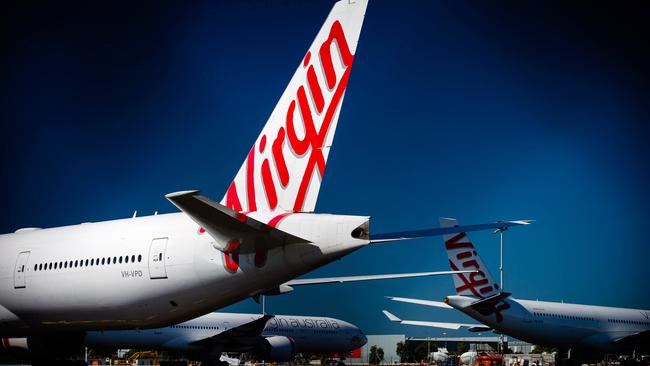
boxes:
[132,210,137,218]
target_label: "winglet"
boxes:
[382,310,402,322]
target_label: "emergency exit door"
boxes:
[148,238,168,279]
[14,251,30,288]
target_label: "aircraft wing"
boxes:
[386,296,453,309]
[370,220,532,244]
[166,190,309,253]
[190,314,275,348]
[608,330,650,349]
[284,271,474,287]
[383,310,491,332]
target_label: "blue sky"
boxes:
[2,1,649,337]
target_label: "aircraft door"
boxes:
[14,251,30,289]
[148,238,168,279]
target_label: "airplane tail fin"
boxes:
[440,218,500,299]
[221,0,368,214]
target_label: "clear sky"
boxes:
[2,1,649,338]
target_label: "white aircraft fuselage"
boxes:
[84,312,367,357]
[447,295,650,352]
[0,211,369,336]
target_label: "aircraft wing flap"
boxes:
[166,190,309,253]
[190,314,274,347]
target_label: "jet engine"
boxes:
[0,333,85,364]
[258,336,295,362]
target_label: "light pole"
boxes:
[427,337,430,364]
[493,224,507,291]
[494,224,508,355]
[442,332,447,350]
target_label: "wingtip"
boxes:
[165,190,200,200]
[382,310,401,322]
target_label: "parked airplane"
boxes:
[0,0,528,362]
[5,312,368,365]
[384,218,650,363]
[459,350,478,365]
[0,270,476,364]
[431,348,450,363]
[430,348,476,365]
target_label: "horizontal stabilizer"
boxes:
[285,270,474,287]
[386,296,453,309]
[370,220,532,244]
[470,292,512,315]
[382,311,484,330]
[166,190,308,253]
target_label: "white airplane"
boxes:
[384,218,650,363]
[459,350,477,365]
[430,348,475,365]
[4,312,367,364]
[431,347,449,363]
[0,0,528,361]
